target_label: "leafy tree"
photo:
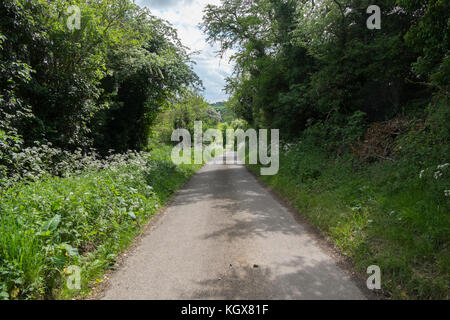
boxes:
[0,1,36,174]
[152,90,221,144]
[398,0,449,91]
[203,0,447,141]
[92,11,200,153]
[0,0,200,157]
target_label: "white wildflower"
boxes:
[419,170,425,179]
[434,171,443,179]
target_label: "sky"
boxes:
[136,0,234,103]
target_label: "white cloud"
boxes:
[136,0,234,102]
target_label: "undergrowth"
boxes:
[249,100,449,300]
[0,144,201,299]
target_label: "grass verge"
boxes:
[0,144,202,299]
[248,149,449,300]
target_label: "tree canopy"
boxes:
[202,0,449,140]
[0,0,200,157]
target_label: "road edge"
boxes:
[85,163,206,300]
[244,164,385,300]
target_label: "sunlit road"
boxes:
[101,152,366,300]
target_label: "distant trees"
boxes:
[210,101,227,107]
[152,91,222,143]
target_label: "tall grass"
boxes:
[0,144,201,299]
[249,144,449,299]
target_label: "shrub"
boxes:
[0,145,200,299]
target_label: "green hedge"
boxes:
[0,145,201,299]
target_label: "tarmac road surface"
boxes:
[101,152,366,300]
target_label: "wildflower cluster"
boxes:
[418,163,450,197]
[0,144,198,299]
[0,141,150,191]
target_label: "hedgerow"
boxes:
[0,145,201,299]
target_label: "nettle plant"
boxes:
[0,148,160,299]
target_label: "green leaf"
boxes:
[0,291,8,300]
[0,284,9,300]
[60,243,79,257]
[36,230,51,237]
[42,214,61,232]
[51,255,66,269]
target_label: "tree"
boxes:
[92,11,200,153]
[202,0,445,141]
[0,0,201,157]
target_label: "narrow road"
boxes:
[102,152,366,300]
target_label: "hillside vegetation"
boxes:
[0,0,206,299]
[203,0,449,299]
[0,0,448,300]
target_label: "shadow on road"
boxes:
[181,255,363,300]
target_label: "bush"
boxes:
[0,144,201,299]
[1,141,132,191]
[248,104,449,299]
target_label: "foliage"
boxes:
[212,102,236,124]
[249,123,449,299]
[398,0,449,91]
[91,13,200,154]
[0,0,199,159]
[0,144,201,299]
[205,2,449,299]
[153,91,222,144]
[0,1,204,299]
[202,0,448,137]
[0,0,448,301]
